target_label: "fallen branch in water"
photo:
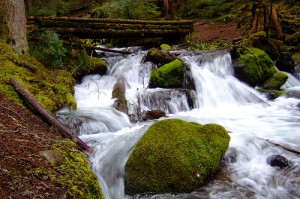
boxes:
[84,45,132,54]
[266,139,300,154]
[10,78,92,153]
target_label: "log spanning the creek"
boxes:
[10,78,92,153]
[27,17,194,39]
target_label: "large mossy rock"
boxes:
[125,119,230,195]
[149,59,184,88]
[232,47,277,87]
[263,72,288,90]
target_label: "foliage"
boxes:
[56,0,70,16]
[29,30,67,69]
[29,0,70,16]
[149,59,184,88]
[92,0,161,20]
[125,118,230,195]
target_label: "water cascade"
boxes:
[57,48,300,199]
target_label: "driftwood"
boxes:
[10,78,92,153]
[266,139,300,154]
[84,45,132,55]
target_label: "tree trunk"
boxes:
[163,0,169,17]
[271,6,283,39]
[1,0,28,54]
[10,78,92,153]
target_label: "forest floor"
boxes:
[0,96,66,198]
[0,21,243,198]
[191,22,244,43]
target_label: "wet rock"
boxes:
[222,147,238,164]
[257,88,284,100]
[276,52,295,73]
[142,110,166,121]
[285,90,300,100]
[112,78,128,114]
[263,72,288,90]
[267,155,289,168]
[39,150,65,166]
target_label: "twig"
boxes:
[266,139,300,154]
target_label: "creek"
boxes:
[57,48,300,199]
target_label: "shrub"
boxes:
[29,30,67,69]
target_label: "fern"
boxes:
[29,30,67,68]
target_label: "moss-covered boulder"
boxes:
[263,72,288,90]
[125,118,230,195]
[143,48,177,67]
[149,59,184,88]
[232,47,277,87]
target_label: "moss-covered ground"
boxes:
[0,42,76,113]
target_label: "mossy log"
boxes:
[10,78,92,153]
[27,17,194,39]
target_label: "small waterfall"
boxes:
[58,48,300,199]
[181,51,267,108]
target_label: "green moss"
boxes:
[125,118,230,195]
[292,52,300,62]
[0,42,75,113]
[263,72,288,90]
[30,139,104,199]
[66,93,77,111]
[160,44,171,50]
[257,88,285,99]
[88,57,107,74]
[235,47,276,87]
[149,59,184,88]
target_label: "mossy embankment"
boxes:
[0,42,75,113]
[0,32,103,198]
[30,139,104,199]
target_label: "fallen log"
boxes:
[84,45,132,54]
[266,139,300,155]
[10,78,92,153]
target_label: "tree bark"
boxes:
[1,0,28,54]
[163,0,169,17]
[10,78,92,153]
[271,6,283,39]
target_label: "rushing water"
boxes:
[57,48,300,199]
